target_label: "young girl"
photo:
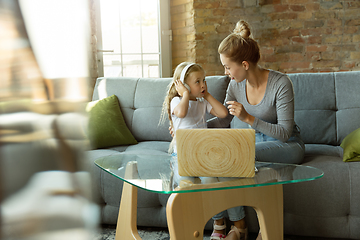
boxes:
[160,62,228,154]
[160,62,228,240]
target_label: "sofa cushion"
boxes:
[204,76,231,120]
[124,77,173,142]
[340,128,360,162]
[92,78,139,141]
[110,141,170,155]
[289,72,337,145]
[334,71,360,144]
[86,95,137,149]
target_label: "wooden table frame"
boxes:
[115,161,283,240]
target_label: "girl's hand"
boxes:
[175,79,189,97]
[169,126,174,137]
[226,101,252,123]
[203,80,210,99]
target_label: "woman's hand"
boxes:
[226,101,254,125]
[175,79,189,97]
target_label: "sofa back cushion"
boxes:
[92,76,230,142]
[289,72,337,145]
[334,71,360,144]
[289,71,360,145]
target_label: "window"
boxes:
[96,0,172,78]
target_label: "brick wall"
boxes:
[171,0,360,75]
[170,0,197,70]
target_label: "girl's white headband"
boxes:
[180,63,195,83]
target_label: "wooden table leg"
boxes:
[115,162,142,240]
[166,184,283,240]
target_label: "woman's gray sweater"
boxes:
[208,70,298,142]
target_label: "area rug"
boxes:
[94,225,344,240]
[95,225,212,240]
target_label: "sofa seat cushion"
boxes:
[90,150,170,226]
[285,155,350,217]
[109,141,170,155]
[283,154,360,238]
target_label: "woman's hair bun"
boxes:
[233,20,251,38]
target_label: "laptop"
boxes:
[176,128,255,178]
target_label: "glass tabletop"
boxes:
[94,153,324,194]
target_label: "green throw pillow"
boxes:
[86,94,137,149]
[340,128,360,162]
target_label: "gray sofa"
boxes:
[88,71,360,239]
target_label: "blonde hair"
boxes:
[159,62,204,128]
[218,20,260,64]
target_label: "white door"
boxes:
[95,0,172,78]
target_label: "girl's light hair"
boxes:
[218,20,260,64]
[159,62,204,128]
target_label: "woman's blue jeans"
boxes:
[212,132,305,222]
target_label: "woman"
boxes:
[207,20,305,240]
[169,20,305,240]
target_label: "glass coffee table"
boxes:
[95,154,323,240]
